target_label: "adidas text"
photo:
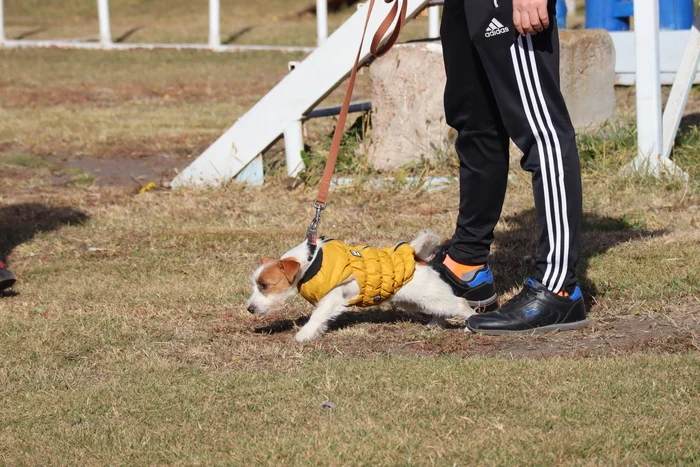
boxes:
[485,18,509,37]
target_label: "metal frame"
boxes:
[625,0,688,179]
[0,0,439,53]
[172,0,433,187]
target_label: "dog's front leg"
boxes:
[295,287,348,342]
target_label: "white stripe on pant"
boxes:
[510,35,569,293]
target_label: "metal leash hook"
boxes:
[306,201,326,259]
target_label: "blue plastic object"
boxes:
[586,0,632,31]
[586,0,694,31]
[659,0,694,29]
[556,0,567,28]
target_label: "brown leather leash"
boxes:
[307,0,408,255]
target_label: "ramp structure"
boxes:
[171,0,431,188]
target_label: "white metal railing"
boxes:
[97,0,111,47]
[208,0,220,49]
[0,0,5,45]
[0,0,441,53]
[316,0,329,45]
[625,0,688,179]
[0,0,313,52]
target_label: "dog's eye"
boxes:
[258,282,268,291]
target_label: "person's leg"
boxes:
[434,0,510,311]
[463,0,586,333]
[466,0,581,293]
[441,0,511,268]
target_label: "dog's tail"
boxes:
[410,231,441,262]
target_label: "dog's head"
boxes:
[246,256,301,315]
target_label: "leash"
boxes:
[306,0,408,259]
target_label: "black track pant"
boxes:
[441,0,582,293]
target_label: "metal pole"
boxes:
[316,0,328,46]
[97,0,112,47]
[0,0,5,45]
[662,13,700,160]
[209,0,221,49]
[428,5,440,39]
[632,0,663,173]
[565,0,576,18]
[284,120,305,177]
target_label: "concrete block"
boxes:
[368,30,616,170]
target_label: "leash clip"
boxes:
[306,201,326,254]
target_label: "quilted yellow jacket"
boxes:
[298,240,416,307]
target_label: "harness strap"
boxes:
[298,248,324,288]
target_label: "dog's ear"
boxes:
[260,256,274,265]
[279,259,300,283]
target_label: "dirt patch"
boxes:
[66,154,187,186]
[223,307,700,361]
[0,83,267,110]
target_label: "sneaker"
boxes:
[0,261,16,291]
[429,246,498,312]
[466,278,588,335]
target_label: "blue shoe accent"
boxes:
[569,286,583,301]
[525,278,537,289]
[466,265,494,288]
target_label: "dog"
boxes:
[246,232,475,342]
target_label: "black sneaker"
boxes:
[429,246,498,312]
[466,278,588,335]
[0,261,16,291]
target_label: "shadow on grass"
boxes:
[679,112,700,134]
[490,209,664,306]
[254,307,461,335]
[0,203,90,294]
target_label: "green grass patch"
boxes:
[0,152,49,169]
[0,350,698,465]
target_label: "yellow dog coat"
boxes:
[298,239,416,307]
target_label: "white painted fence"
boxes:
[0,0,5,45]
[209,0,220,49]
[623,0,688,179]
[0,0,441,53]
[1,0,694,182]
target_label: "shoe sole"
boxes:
[467,294,498,313]
[466,319,589,335]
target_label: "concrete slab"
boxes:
[368,30,616,170]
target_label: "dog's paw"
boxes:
[294,329,318,342]
[426,316,448,329]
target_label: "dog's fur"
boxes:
[246,232,475,341]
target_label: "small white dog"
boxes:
[246,232,475,342]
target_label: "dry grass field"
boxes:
[1,1,699,465]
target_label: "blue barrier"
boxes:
[556,0,567,28]
[586,0,695,30]
[659,0,695,29]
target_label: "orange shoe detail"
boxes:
[557,291,570,297]
[443,254,484,278]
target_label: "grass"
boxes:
[1,1,699,464]
[1,352,698,465]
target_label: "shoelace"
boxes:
[498,286,533,314]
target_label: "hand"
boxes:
[513,0,550,36]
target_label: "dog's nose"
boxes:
[247,305,255,314]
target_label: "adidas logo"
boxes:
[485,18,509,37]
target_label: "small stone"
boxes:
[318,400,336,409]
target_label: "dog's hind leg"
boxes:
[295,287,348,342]
[394,266,476,324]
